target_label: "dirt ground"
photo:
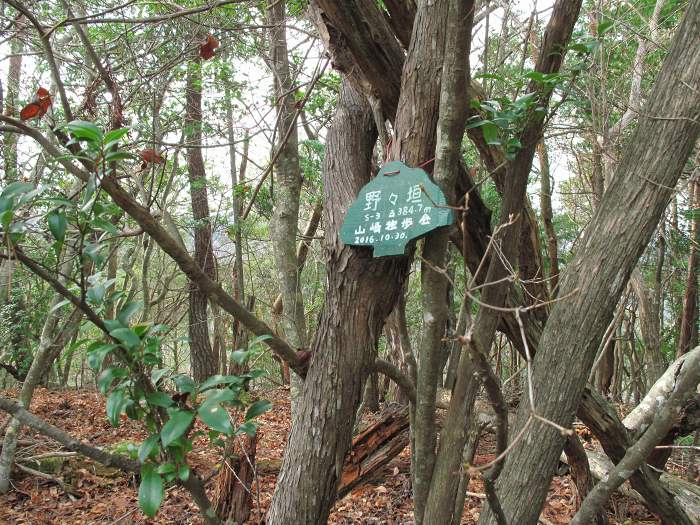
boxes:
[0,387,675,524]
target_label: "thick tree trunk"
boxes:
[185,56,218,382]
[478,6,700,524]
[266,80,407,524]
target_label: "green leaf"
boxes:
[172,374,196,394]
[151,368,170,386]
[87,343,118,370]
[106,389,127,426]
[103,319,123,332]
[84,242,105,266]
[235,421,257,437]
[1,182,35,200]
[597,18,613,36]
[47,212,67,243]
[90,217,119,234]
[198,374,243,392]
[110,327,141,349]
[87,283,106,305]
[156,462,176,475]
[104,151,135,163]
[145,392,174,408]
[230,349,249,366]
[482,121,501,145]
[138,434,160,463]
[245,399,272,421]
[138,464,164,518]
[98,367,127,394]
[160,410,194,448]
[198,402,233,435]
[64,120,103,144]
[0,210,13,229]
[103,127,129,145]
[117,300,143,326]
[203,388,237,405]
[178,464,190,482]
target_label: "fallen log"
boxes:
[562,448,700,525]
[339,405,410,498]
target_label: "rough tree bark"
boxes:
[266,80,409,524]
[479,5,700,524]
[185,56,218,381]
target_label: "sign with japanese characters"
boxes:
[340,161,454,257]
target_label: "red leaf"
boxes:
[199,34,219,60]
[20,102,42,121]
[138,149,165,164]
[19,87,52,121]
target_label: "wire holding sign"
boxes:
[340,161,454,257]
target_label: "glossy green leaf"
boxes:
[47,212,67,243]
[145,391,174,408]
[198,374,242,392]
[245,399,272,421]
[1,182,34,200]
[103,127,129,145]
[106,389,127,426]
[198,402,233,435]
[86,343,118,370]
[98,367,127,394]
[117,300,143,326]
[172,374,196,394]
[138,464,163,518]
[160,410,194,448]
[110,327,141,349]
[138,434,160,463]
[64,120,103,144]
[151,368,170,386]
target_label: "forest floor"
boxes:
[0,387,687,524]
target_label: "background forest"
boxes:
[0,0,698,524]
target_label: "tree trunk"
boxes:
[266,80,408,524]
[631,269,665,387]
[213,434,257,524]
[479,6,700,523]
[537,140,559,294]
[2,15,24,184]
[0,301,82,493]
[267,0,307,416]
[185,56,218,382]
[678,176,699,357]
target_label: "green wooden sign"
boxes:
[340,161,454,257]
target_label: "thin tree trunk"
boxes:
[2,15,24,184]
[0,296,82,492]
[678,176,699,357]
[185,56,218,382]
[479,7,700,523]
[267,0,307,416]
[537,140,559,294]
